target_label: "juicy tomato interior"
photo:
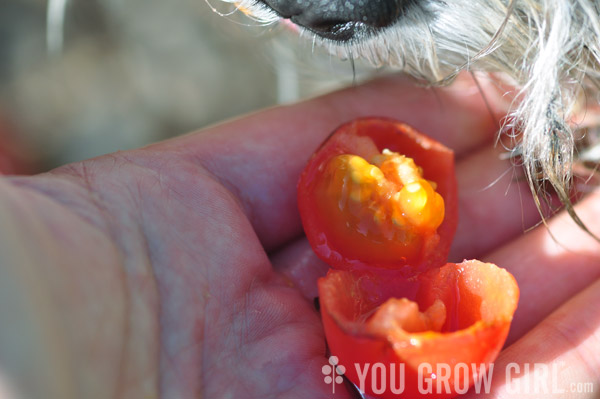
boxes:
[316,149,445,264]
[319,261,519,399]
[297,118,457,271]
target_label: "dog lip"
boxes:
[291,19,378,42]
[291,18,362,41]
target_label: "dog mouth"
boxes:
[253,0,409,42]
[293,20,377,42]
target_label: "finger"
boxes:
[484,189,600,344]
[152,73,506,251]
[449,145,545,262]
[271,238,329,301]
[463,275,600,398]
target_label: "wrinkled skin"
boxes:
[0,75,599,399]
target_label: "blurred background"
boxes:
[0,0,382,174]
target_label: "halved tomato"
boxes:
[298,118,518,398]
[297,118,457,272]
[319,260,519,399]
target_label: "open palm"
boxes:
[0,75,598,399]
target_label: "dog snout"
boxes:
[258,0,407,41]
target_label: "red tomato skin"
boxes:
[297,117,457,273]
[318,261,519,399]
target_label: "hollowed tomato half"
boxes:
[297,118,457,272]
[319,260,519,399]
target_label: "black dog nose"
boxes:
[259,0,407,41]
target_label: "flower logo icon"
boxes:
[322,356,346,394]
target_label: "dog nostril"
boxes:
[259,0,406,41]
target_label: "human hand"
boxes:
[0,75,598,399]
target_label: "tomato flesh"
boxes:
[319,261,519,399]
[315,150,445,264]
[297,118,457,272]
